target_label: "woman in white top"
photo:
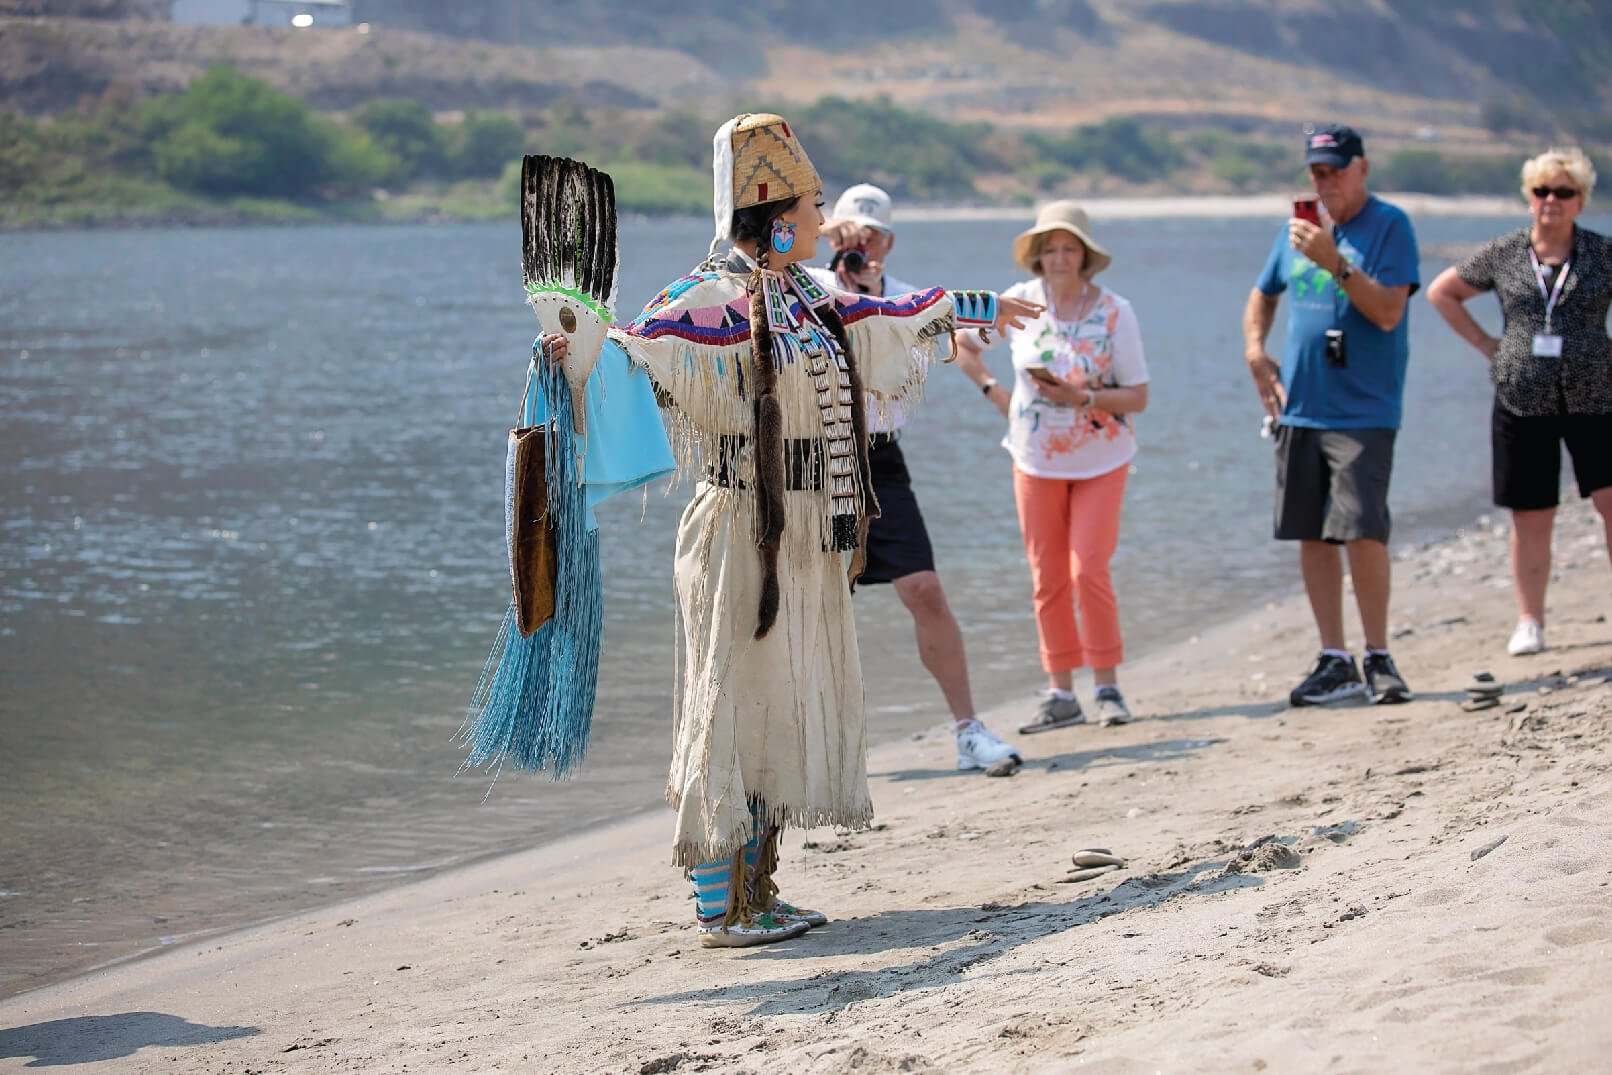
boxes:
[956,201,1151,730]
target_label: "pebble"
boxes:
[1060,864,1121,883]
[1072,850,1126,868]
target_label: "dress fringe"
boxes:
[668,800,875,870]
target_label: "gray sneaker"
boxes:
[1018,693,1087,734]
[1094,687,1133,726]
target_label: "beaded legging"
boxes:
[689,801,782,928]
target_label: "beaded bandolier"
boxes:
[745,261,878,637]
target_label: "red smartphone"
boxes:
[1293,197,1321,226]
[1026,367,1061,385]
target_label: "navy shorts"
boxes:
[1273,425,1396,544]
[1492,403,1612,511]
[857,435,936,584]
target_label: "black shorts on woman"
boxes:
[1455,224,1612,512]
[1491,403,1612,510]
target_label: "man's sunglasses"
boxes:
[1531,186,1579,200]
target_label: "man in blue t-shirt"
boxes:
[1242,123,1421,709]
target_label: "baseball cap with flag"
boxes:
[1304,124,1365,167]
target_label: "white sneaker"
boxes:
[956,720,1022,772]
[1093,688,1133,726]
[1507,619,1544,656]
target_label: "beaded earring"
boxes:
[770,220,796,255]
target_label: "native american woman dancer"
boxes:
[533,114,1039,947]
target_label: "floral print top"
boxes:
[996,277,1150,479]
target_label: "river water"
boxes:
[3,209,1600,995]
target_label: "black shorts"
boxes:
[856,435,936,584]
[1492,403,1612,511]
[1273,425,1396,544]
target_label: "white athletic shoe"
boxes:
[1093,687,1134,726]
[956,719,1022,772]
[1507,619,1545,656]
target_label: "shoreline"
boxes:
[0,486,1491,1002]
[0,192,1532,235]
[3,497,1607,1071]
[904,191,1527,222]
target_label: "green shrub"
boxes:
[353,98,446,181]
[145,66,334,197]
[604,160,708,215]
[324,123,401,194]
[1019,159,1072,192]
[452,112,526,180]
[1375,148,1520,194]
[1032,118,1182,181]
[793,95,993,199]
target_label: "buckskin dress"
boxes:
[599,253,990,867]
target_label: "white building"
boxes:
[171,0,352,27]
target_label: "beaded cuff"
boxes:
[948,290,997,328]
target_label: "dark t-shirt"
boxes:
[1456,224,1612,416]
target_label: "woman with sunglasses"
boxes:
[1427,146,1612,656]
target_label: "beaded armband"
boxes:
[948,290,997,328]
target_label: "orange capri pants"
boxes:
[1011,462,1129,674]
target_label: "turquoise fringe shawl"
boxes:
[458,348,602,781]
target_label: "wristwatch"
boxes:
[1336,259,1355,283]
[981,379,999,396]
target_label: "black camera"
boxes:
[832,248,868,274]
[1325,328,1347,368]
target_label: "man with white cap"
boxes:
[810,183,1023,776]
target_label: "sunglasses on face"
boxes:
[1531,186,1579,200]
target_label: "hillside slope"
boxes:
[4,0,1606,154]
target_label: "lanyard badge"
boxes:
[1528,249,1568,357]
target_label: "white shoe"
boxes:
[1507,619,1544,656]
[1094,688,1133,726]
[956,720,1022,772]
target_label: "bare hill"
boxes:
[4,0,1607,154]
[0,17,721,113]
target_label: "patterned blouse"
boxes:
[1456,225,1612,416]
[997,277,1150,480]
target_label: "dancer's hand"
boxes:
[994,296,1044,334]
[538,333,569,366]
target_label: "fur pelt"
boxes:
[744,271,879,640]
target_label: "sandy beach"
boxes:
[1,496,1608,1073]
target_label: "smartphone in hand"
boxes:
[1293,197,1321,226]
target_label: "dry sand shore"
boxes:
[2,499,1608,1074]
